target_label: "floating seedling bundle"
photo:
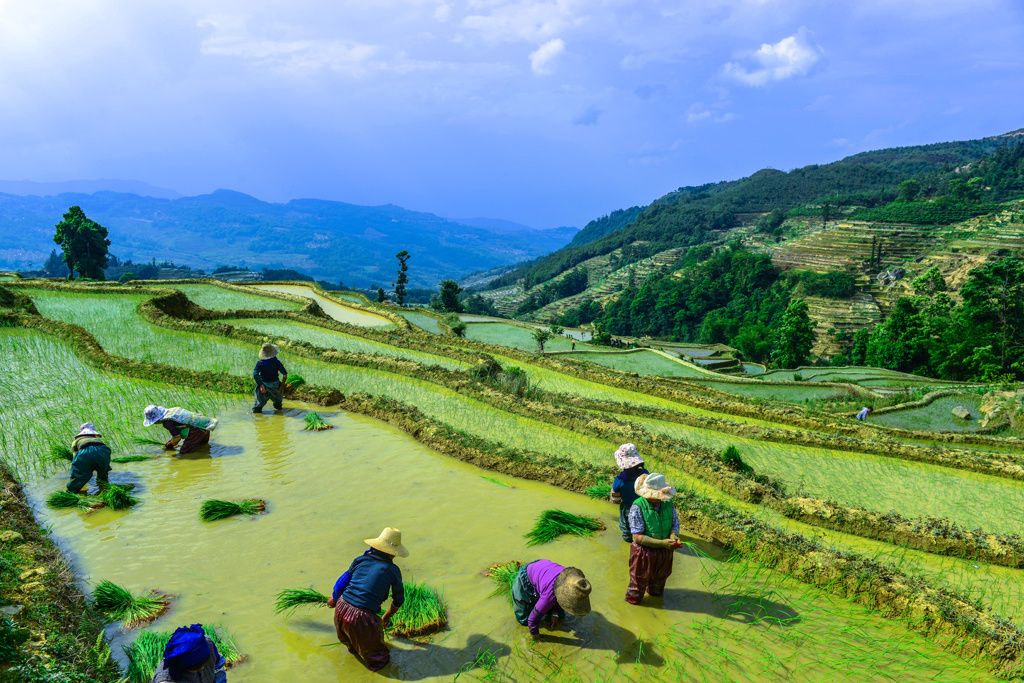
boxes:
[124,625,242,683]
[47,490,97,510]
[387,582,448,638]
[526,510,605,546]
[585,481,611,500]
[485,561,522,603]
[47,483,138,511]
[303,411,333,431]
[274,587,329,615]
[93,580,170,628]
[112,454,157,464]
[199,498,266,522]
[103,483,139,510]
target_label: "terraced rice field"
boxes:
[248,283,395,328]
[561,350,711,378]
[464,321,589,352]
[872,395,987,432]
[5,281,1024,681]
[399,310,443,334]
[163,283,304,311]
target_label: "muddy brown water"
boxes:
[26,403,988,681]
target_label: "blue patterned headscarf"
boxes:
[163,624,210,673]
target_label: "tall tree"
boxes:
[433,279,463,313]
[376,287,387,303]
[42,249,69,278]
[770,298,815,368]
[53,206,110,280]
[532,328,552,353]
[393,250,410,306]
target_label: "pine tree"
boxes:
[394,250,410,306]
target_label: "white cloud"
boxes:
[723,30,822,86]
[529,38,565,75]
[685,102,735,124]
[461,0,584,44]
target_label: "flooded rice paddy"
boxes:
[248,283,395,328]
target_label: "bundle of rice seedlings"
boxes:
[47,490,89,509]
[199,498,266,522]
[585,481,611,500]
[387,582,448,638]
[124,625,243,683]
[93,580,170,628]
[112,454,156,464]
[285,373,306,389]
[480,475,513,488]
[101,483,139,510]
[303,411,333,431]
[274,587,329,615]
[485,561,522,602]
[49,443,73,461]
[132,436,166,447]
[525,510,605,546]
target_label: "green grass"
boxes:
[220,317,467,369]
[199,498,266,521]
[872,396,987,433]
[563,350,711,378]
[303,411,333,431]
[485,561,522,603]
[464,322,584,353]
[274,587,329,615]
[168,283,303,311]
[525,510,605,546]
[92,580,170,627]
[387,581,448,637]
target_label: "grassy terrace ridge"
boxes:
[6,280,1024,675]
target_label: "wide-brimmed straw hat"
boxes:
[259,343,279,360]
[554,567,592,617]
[143,405,168,427]
[634,472,676,501]
[75,423,100,438]
[364,527,409,558]
[614,443,643,470]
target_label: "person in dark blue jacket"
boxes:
[327,527,408,671]
[610,443,649,542]
[252,343,288,413]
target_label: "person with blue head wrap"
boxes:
[151,624,226,683]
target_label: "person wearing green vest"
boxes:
[626,472,682,605]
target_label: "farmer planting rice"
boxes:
[66,422,111,493]
[609,443,648,542]
[252,342,288,413]
[627,473,682,605]
[144,405,218,455]
[150,623,227,683]
[511,560,592,637]
[328,527,408,671]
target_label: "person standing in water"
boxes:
[150,624,227,683]
[511,560,592,637]
[609,443,649,543]
[328,527,408,671]
[626,473,682,605]
[144,405,218,455]
[66,423,111,493]
[252,343,288,413]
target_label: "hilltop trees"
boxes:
[771,299,815,368]
[53,206,110,280]
[432,279,464,313]
[393,250,410,305]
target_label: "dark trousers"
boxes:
[253,380,283,412]
[67,447,111,493]
[178,428,211,454]
[334,598,390,671]
[618,505,632,541]
[626,543,674,604]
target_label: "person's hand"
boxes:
[164,440,176,450]
[327,598,336,608]
[382,614,392,628]
[259,385,266,394]
[549,614,560,629]
[663,538,676,549]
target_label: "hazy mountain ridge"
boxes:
[0,189,577,287]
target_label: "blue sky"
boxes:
[0,0,1021,227]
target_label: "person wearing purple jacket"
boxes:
[511,560,592,637]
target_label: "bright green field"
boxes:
[684,379,847,403]
[624,412,1024,535]
[220,317,467,370]
[464,321,585,352]
[166,283,303,311]
[399,311,443,334]
[25,290,613,465]
[872,395,987,433]
[561,350,711,378]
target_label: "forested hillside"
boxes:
[479,131,1024,380]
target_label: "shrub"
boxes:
[720,446,753,474]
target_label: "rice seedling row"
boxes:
[162,283,304,311]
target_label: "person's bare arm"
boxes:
[632,533,673,549]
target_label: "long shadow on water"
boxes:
[657,588,801,626]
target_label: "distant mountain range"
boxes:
[0,188,577,287]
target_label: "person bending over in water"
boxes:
[511,560,591,637]
[252,343,288,413]
[67,423,111,493]
[609,443,649,543]
[626,473,682,605]
[144,405,218,455]
[328,527,408,672]
[150,623,226,683]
